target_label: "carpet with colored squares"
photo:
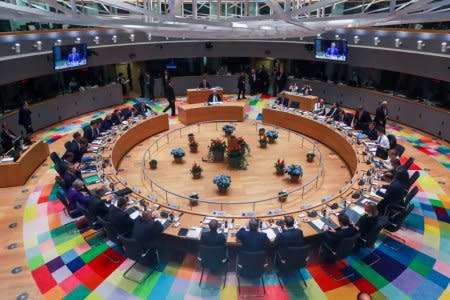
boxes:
[23,96,450,299]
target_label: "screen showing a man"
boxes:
[315,39,347,62]
[67,47,81,65]
[326,42,340,57]
[53,43,88,71]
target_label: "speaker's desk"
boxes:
[186,88,224,104]
[279,92,318,112]
[178,102,245,125]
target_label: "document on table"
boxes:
[262,228,277,241]
[351,205,365,215]
[311,219,326,231]
[129,210,141,220]
[187,227,202,240]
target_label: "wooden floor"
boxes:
[119,121,351,215]
[0,104,448,299]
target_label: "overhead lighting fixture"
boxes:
[93,36,100,45]
[335,34,340,40]
[394,38,402,48]
[316,33,321,39]
[11,43,20,54]
[260,26,272,30]
[55,39,62,46]
[129,34,135,42]
[417,40,425,50]
[34,40,42,51]
[299,36,304,41]
[441,42,448,53]
[354,35,360,44]
[112,35,117,43]
[232,22,248,29]
[165,36,169,41]
[147,33,152,41]
[374,37,380,46]
[74,37,81,44]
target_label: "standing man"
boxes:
[275,68,287,96]
[1,124,17,151]
[138,69,145,98]
[161,69,171,97]
[19,101,33,134]
[353,106,372,131]
[249,69,257,96]
[374,101,388,129]
[145,72,155,100]
[163,80,176,116]
[237,72,246,100]
[198,78,211,89]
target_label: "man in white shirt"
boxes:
[289,83,298,93]
[313,98,326,115]
[376,128,390,150]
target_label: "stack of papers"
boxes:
[261,228,277,241]
[0,157,14,163]
[311,219,326,230]
[186,227,202,240]
[350,205,365,215]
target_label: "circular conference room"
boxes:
[0,3,449,300]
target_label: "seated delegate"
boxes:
[321,214,358,261]
[363,122,378,141]
[106,196,134,235]
[355,202,379,241]
[67,179,90,211]
[375,171,409,214]
[208,90,222,104]
[274,215,304,256]
[132,210,164,252]
[236,218,270,252]
[313,98,326,116]
[198,78,211,89]
[88,186,109,219]
[200,219,226,247]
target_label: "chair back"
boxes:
[402,157,415,170]
[386,204,414,232]
[290,102,300,109]
[395,144,405,157]
[278,245,310,271]
[76,202,98,228]
[50,152,64,176]
[56,189,81,218]
[198,245,227,270]
[408,171,420,189]
[361,216,389,246]
[236,251,267,279]
[54,176,67,191]
[97,216,121,245]
[404,186,419,206]
[118,235,159,267]
[334,233,360,260]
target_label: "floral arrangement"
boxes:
[170,147,185,158]
[222,124,236,135]
[284,164,303,177]
[209,138,227,152]
[190,163,203,174]
[237,136,250,154]
[306,151,316,162]
[227,143,242,158]
[275,159,285,174]
[278,190,288,202]
[213,175,232,189]
[188,133,198,146]
[149,159,158,169]
[266,130,279,142]
[259,135,268,147]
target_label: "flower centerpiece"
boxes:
[149,159,158,169]
[190,163,203,179]
[222,124,235,136]
[213,174,231,193]
[237,136,250,155]
[274,159,285,175]
[284,164,303,182]
[170,147,185,163]
[258,127,266,136]
[259,135,268,148]
[208,138,227,161]
[278,190,288,202]
[266,130,279,144]
[189,192,199,206]
[188,133,198,153]
[306,151,316,163]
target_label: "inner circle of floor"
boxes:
[8,95,450,300]
[120,120,350,216]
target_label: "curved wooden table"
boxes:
[102,108,371,242]
[178,102,245,125]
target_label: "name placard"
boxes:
[268,208,282,216]
[168,203,180,210]
[211,210,226,217]
[241,211,256,217]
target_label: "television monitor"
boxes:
[315,39,347,62]
[53,43,88,71]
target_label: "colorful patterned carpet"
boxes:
[24,96,450,299]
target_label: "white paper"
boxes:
[262,228,277,241]
[311,219,325,230]
[129,210,141,220]
[361,198,376,205]
[1,157,14,163]
[187,227,202,240]
[351,205,365,215]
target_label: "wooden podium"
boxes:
[186,88,224,104]
[279,92,318,112]
[178,102,245,125]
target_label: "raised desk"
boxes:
[279,92,318,112]
[178,102,245,125]
[186,88,224,104]
[0,140,49,187]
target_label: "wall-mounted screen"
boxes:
[53,43,88,71]
[315,39,347,62]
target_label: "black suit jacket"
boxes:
[63,171,78,189]
[200,230,226,247]
[88,196,109,219]
[198,81,211,89]
[237,75,246,89]
[18,107,32,126]
[207,94,222,103]
[248,73,257,86]
[166,85,176,102]
[274,228,304,254]
[236,228,270,252]
[356,215,378,239]
[106,206,134,235]
[65,140,85,163]
[353,110,372,130]
[374,106,388,126]
[377,179,408,213]
[325,226,358,251]
[111,114,121,125]
[83,126,96,143]
[327,108,340,119]
[1,129,15,151]
[364,128,378,140]
[132,217,164,250]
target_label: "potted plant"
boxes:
[209,138,227,161]
[149,159,158,169]
[278,190,288,203]
[258,127,266,136]
[188,134,199,153]
[306,151,316,163]
[170,147,185,163]
[189,192,199,206]
[259,135,268,148]
[237,136,250,155]
[284,164,303,182]
[190,163,203,179]
[274,159,285,175]
[222,124,235,137]
[266,130,279,144]
[213,174,231,193]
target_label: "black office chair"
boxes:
[403,186,419,206]
[283,98,289,107]
[401,157,415,171]
[64,141,72,151]
[320,233,360,281]
[236,251,268,297]
[408,171,420,189]
[97,216,122,246]
[56,190,82,219]
[384,186,418,216]
[395,144,405,157]
[289,102,300,109]
[50,152,64,177]
[383,204,414,251]
[54,176,68,192]
[118,235,160,284]
[356,216,389,266]
[76,202,102,230]
[197,245,228,288]
[275,245,310,288]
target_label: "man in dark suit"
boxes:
[163,80,176,116]
[249,69,257,95]
[326,103,341,119]
[106,197,134,235]
[138,69,146,97]
[134,102,153,117]
[237,72,246,100]
[67,47,81,64]
[236,218,270,252]
[275,69,287,96]
[364,122,378,140]
[1,124,16,151]
[18,101,33,134]
[322,214,358,257]
[100,114,113,131]
[200,219,226,247]
[63,164,80,189]
[353,106,372,131]
[145,72,155,99]
[111,109,123,125]
[60,152,80,177]
[374,101,388,129]
[132,210,164,252]
[274,216,304,256]
[83,120,98,143]
[207,90,222,104]
[161,70,171,97]
[376,171,409,214]
[65,132,87,163]
[88,186,109,219]
[198,78,211,89]
[337,110,354,126]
